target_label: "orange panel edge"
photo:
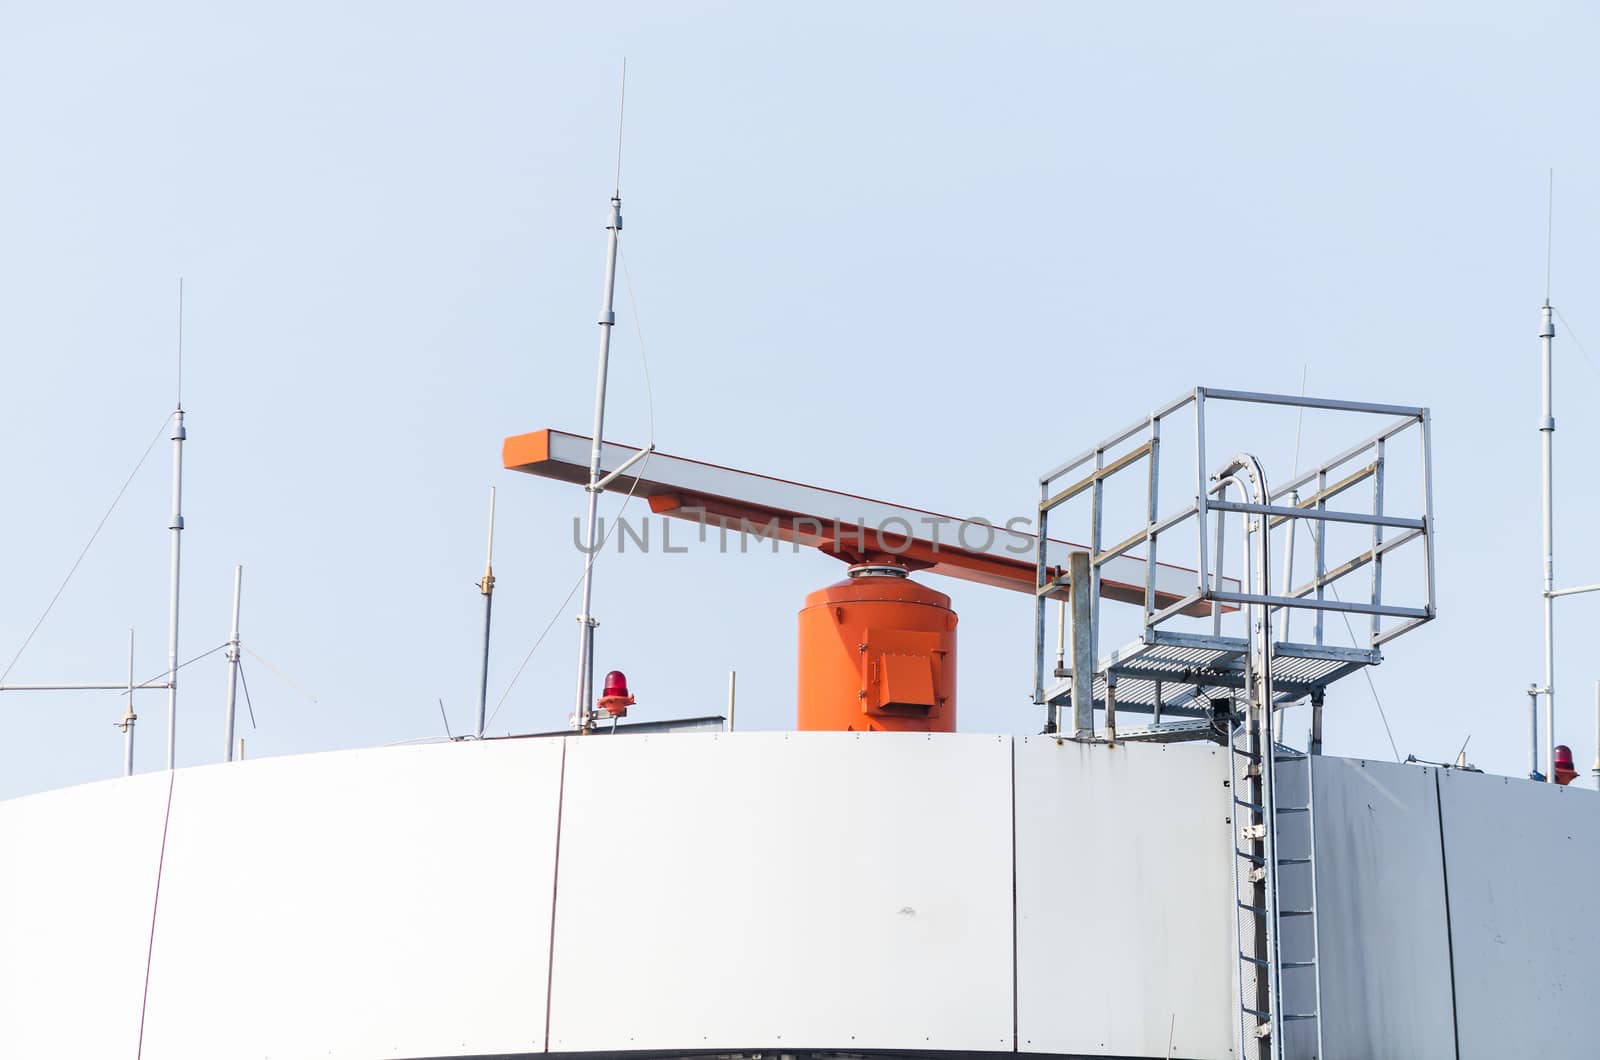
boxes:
[502,429,554,471]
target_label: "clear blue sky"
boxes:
[2,2,1599,798]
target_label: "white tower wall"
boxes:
[1,732,1597,1060]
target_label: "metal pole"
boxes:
[727,670,737,732]
[120,629,136,776]
[1309,687,1324,756]
[1279,490,1299,642]
[1528,684,1542,781]
[1540,302,1556,782]
[477,487,496,738]
[573,195,623,733]
[224,565,243,761]
[1054,598,1068,676]
[1212,481,1228,637]
[1104,672,1117,741]
[1069,550,1094,739]
[165,406,185,770]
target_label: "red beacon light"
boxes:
[597,670,635,720]
[1553,745,1578,786]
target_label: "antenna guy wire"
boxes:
[0,414,174,684]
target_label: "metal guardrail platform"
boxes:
[1033,386,1435,744]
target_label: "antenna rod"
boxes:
[614,59,627,198]
[476,487,496,737]
[573,70,628,735]
[119,628,137,776]
[224,565,243,761]
[166,283,186,770]
[573,194,623,732]
[1539,301,1555,781]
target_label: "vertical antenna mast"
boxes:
[166,279,187,770]
[572,65,627,732]
[119,628,137,776]
[476,486,496,737]
[1539,297,1555,782]
[224,565,243,761]
[1537,170,1556,782]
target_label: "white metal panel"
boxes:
[138,738,563,1059]
[0,771,172,1059]
[1439,769,1600,1060]
[1310,758,1455,1060]
[1014,738,1234,1060]
[547,731,1014,1053]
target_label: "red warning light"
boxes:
[597,670,635,719]
[1553,745,1578,786]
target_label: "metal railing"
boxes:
[1032,386,1436,725]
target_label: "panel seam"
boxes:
[135,770,177,1059]
[542,738,570,1054]
[1010,737,1019,1052]
[1433,769,1462,1060]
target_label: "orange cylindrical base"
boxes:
[797,570,957,732]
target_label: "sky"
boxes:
[2,1,1600,799]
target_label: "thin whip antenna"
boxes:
[1291,363,1308,476]
[1279,364,1310,642]
[1546,169,1554,303]
[177,278,184,408]
[614,60,627,197]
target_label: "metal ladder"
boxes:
[1217,452,1323,1060]
[1229,696,1324,1059]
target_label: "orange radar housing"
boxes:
[797,565,957,732]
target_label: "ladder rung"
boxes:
[1277,806,1309,814]
[1241,956,1315,969]
[1283,1013,1319,1021]
[1275,753,1307,762]
[1278,856,1311,865]
[1239,903,1316,917]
